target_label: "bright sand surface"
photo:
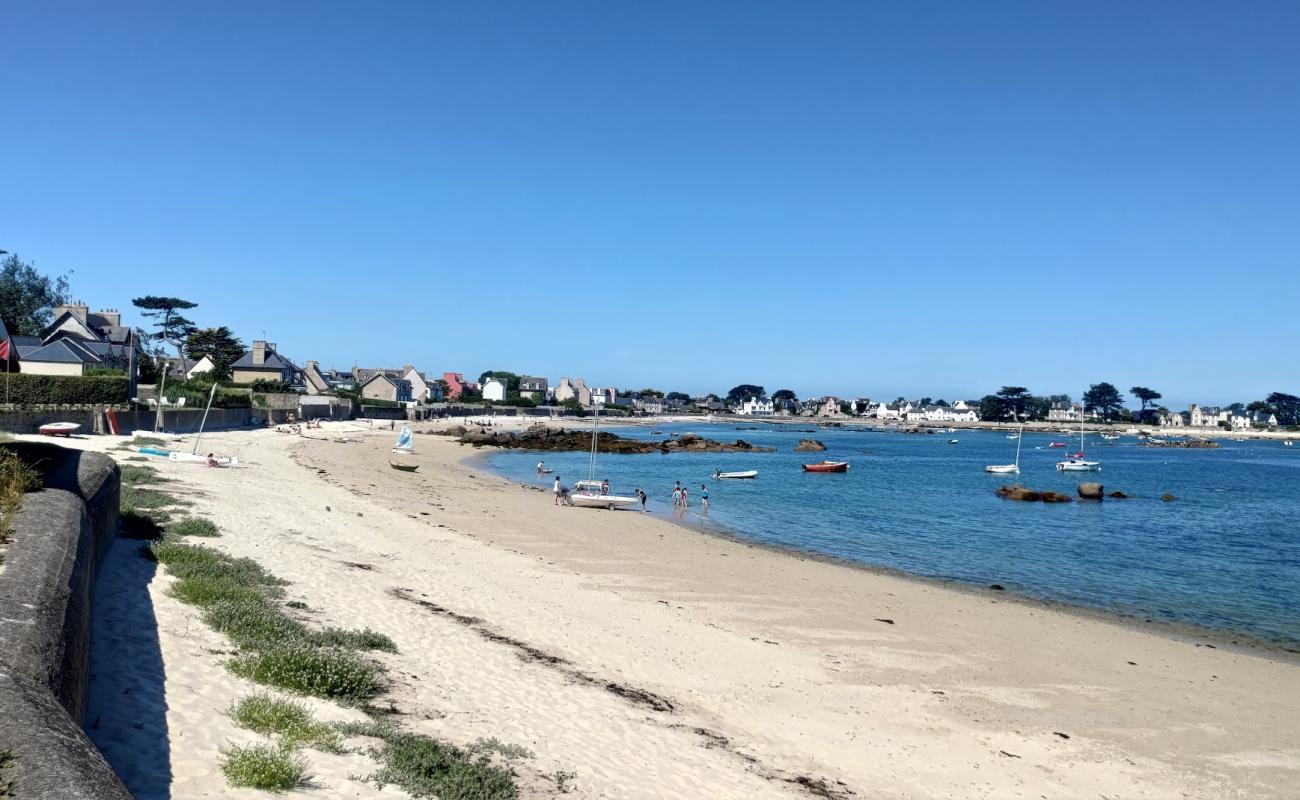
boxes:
[66,423,1300,799]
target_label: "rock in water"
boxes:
[1108,491,1129,499]
[1162,492,1177,502]
[1078,482,1104,500]
[794,439,827,452]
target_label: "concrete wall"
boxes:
[17,361,85,376]
[0,444,133,799]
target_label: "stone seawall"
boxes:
[0,443,133,799]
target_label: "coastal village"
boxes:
[1,296,1292,437]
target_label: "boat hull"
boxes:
[1056,461,1100,472]
[39,422,81,436]
[389,461,419,472]
[985,465,1020,474]
[170,452,239,466]
[715,470,758,479]
[802,461,849,473]
[571,494,639,509]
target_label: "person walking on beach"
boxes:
[553,475,562,505]
[700,484,709,511]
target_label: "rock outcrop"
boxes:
[995,484,1073,503]
[1139,439,1220,449]
[1078,482,1104,500]
[457,427,774,454]
[794,439,827,452]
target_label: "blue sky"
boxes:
[2,2,1296,406]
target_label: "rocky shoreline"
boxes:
[438,424,775,453]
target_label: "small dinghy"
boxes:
[39,422,81,437]
[714,469,758,479]
[138,446,172,458]
[389,461,419,472]
[948,439,959,444]
[802,460,849,473]
[169,452,239,466]
[1048,442,1068,448]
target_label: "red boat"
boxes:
[802,460,849,473]
[1048,442,1068,448]
[39,422,81,437]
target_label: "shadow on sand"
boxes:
[85,538,172,799]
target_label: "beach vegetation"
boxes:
[309,626,398,653]
[549,769,577,793]
[119,464,166,485]
[120,507,166,539]
[121,484,188,511]
[204,597,308,647]
[467,738,535,761]
[229,693,342,751]
[228,643,385,702]
[0,749,16,797]
[168,516,220,537]
[0,447,42,547]
[219,742,308,792]
[352,726,518,800]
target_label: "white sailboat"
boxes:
[171,382,239,465]
[1057,407,1100,472]
[392,425,414,454]
[571,404,638,510]
[986,424,1022,474]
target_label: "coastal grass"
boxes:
[120,464,167,485]
[168,516,220,537]
[132,435,168,447]
[228,644,384,702]
[309,627,398,653]
[121,484,188,511]
[219,742,308,792]
[0,447,41,541]
[229,693,342,752]
[0,749,15,798]
[340,722,519,800]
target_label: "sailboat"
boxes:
[1056,407,1100,472]
[571,404,639,510]
[392,425,414,454]
[986,424,1023,474]
[168,382,239,465]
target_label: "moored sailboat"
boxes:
[1057,406,1100,472]
[986,424,1023,474]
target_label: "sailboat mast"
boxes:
[588,401,599,482]
[191,381,218,455]
[1014,424,1023,466]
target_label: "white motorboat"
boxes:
[38,421,81,436]
[1101,433,1120,441]
[1057,400,1100,471]
[571,406,638,510]
[986,423,1022,474]
[714,469,758,479]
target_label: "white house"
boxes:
[1047,403,1082,423]
[872,402,901,420]
[402,366,433,401]
[738,396,774,416]
[482,378,507,402]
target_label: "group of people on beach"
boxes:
[544,463,707,513]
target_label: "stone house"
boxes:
[231,341,301,386]
[359,373,412,403]
[14,302,136,382]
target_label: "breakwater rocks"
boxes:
[995,484,1073,503]
[445,425,774,454]
[794,439,827,452]
[1139,439,1220,449]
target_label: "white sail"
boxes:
[393,425,414,453]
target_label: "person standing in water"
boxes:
[537,460,546,479]
[637,488,647,512]
[680,485,689,508]
[700,484,709,511]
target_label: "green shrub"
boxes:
[204,598,306,648]
[121,485,186,510]
[170,575,268,607]
[0,374,129,405]
[229,693,342,751]
[309,627,398,653]
[219,743,307,792]
[0,749,15,798]
[228,643,384,701]
[0,447,42,540]
[120,464,166,485]
[367,732,518,800]
[168,517,220,537]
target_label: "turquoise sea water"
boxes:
[487,422,1300,649]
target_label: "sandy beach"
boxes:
[68,424,1300,799]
